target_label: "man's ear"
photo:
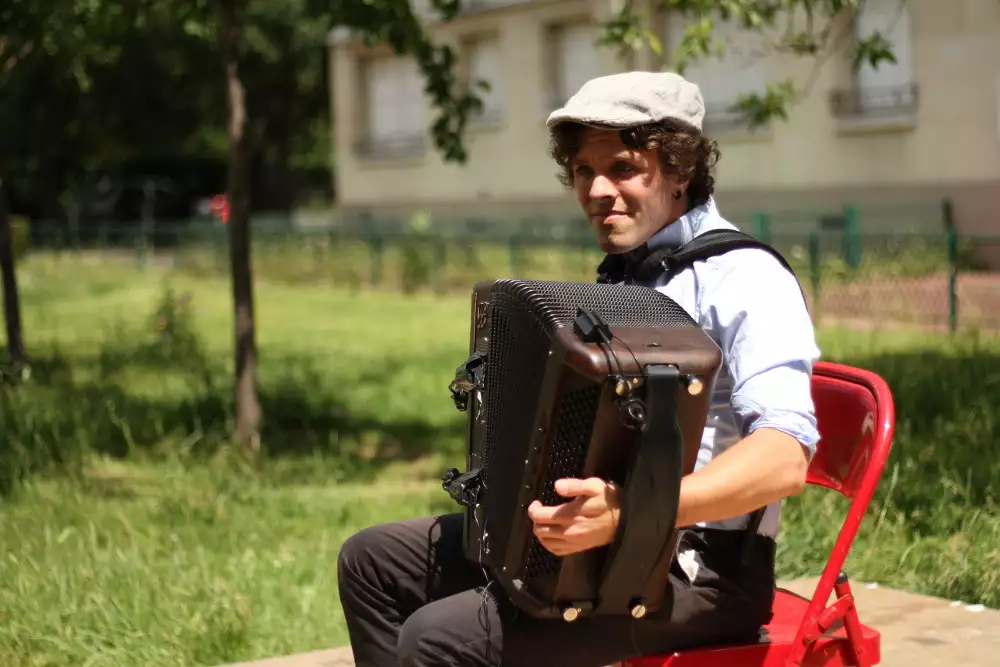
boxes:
[672,179,690,200]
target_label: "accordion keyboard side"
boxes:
[461,282,496,565]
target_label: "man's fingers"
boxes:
[534,531,575,555]
[554,477,606,499]
[528,499,578,525]
[529,494,609,526]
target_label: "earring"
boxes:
[672,190,682,200]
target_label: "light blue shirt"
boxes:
[637,197,821,537]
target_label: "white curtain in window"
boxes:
[555,23,600,104]
[365,56,426,140]
[855,0,913,90]
[367,58,399,140]
[469,38,503,118]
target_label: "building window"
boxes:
[830,0,918,121]
[664,12,769,134]
[466,36,504,124]
[548,21,601,109]
[356,55,426,159]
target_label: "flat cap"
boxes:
[546,70,705,132]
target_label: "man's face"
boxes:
[570,127,684,254]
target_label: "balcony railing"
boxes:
[412,0,531,21]
[459,0,529,12]
[829,82,920,120]
[353,133,426,160]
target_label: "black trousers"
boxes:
[337,513,776,667]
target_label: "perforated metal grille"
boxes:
[522,385,601,582]
[479,279,698,570]
[497,279,697,330]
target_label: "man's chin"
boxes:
[597,235,642,255]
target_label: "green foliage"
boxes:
[600,0,908,128]
[1,0,335,216]
[1,0,226,214]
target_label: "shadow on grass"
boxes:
[5,317,999,514]
[1,336,465,494]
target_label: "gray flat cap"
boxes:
[546,70,705,132]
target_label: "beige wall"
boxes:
[710,1,1000,190]
[330,0,621,214]
[328,0,1000,234]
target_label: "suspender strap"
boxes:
[597,228,805,304]
[659,229,806,302]
[661,229,795,277]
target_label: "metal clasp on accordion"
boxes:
[448,351,486,411]
[441,467,483,507]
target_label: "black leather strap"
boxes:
[596,364,684,614]
[597,229,802,300]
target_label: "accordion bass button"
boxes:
[685,376,704,396]
[561,606,581,622]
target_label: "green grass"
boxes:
[1,253,999,667]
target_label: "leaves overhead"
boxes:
[597,0,906,129]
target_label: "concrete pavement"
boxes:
[217,577,1000,667]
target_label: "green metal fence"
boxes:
[13,206,1000,333]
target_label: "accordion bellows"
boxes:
[444,279,723,622]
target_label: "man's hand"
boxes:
[527,477,620,557]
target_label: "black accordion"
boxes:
[443,279,723,622]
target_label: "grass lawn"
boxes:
[1,254,998,667]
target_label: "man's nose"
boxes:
[588,174,617,200]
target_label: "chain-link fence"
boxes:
[14,205,1000,333]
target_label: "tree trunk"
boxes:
[0,177,27,370]
[217,0,261,453]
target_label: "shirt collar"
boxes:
[645,196,720,251]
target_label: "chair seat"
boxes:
[624,588,882,667]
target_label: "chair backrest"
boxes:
[808,361,895,499]
[793,360,896,654]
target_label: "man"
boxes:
[337,70,821,667]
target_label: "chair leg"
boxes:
[834,572,871,667]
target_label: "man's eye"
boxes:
[614,162,635,173]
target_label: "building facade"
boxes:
[326,0,1000,237]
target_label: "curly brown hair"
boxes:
[547,120,721,210]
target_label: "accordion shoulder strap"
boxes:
[660,229,805,301]
[597,228,805,303]
[665,228,793,272]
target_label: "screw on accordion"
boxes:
[443,278,723,622]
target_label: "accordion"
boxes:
[443,279,722,622]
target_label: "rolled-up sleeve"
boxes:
[705,248,822,457]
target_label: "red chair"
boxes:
[624,360,896,667]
